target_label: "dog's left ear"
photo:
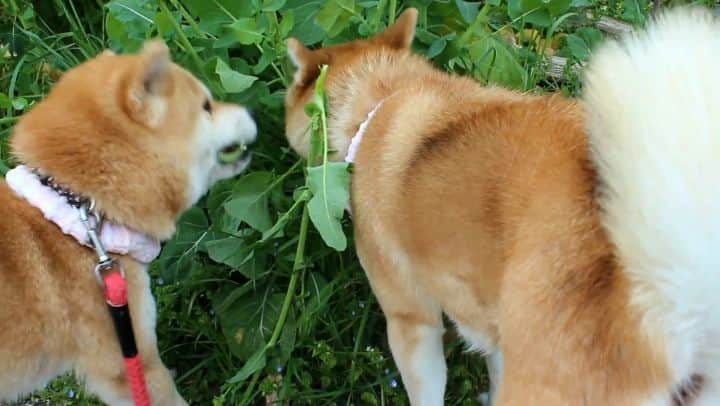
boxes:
[287,38,329,86]
[374,8,418,50]
[125,39,171,127]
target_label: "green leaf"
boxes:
[286,0,326,44]
[547,0,572,16]
[157,207,209,283]
[106,0,156,51]
[227,17,264,45]
[577,26,603,49]
[214,289,284,359]
[206,237,267,279]
[215,59,258,94]
[206,236,245,266]
[224,172,274,231]
[304,64,328,117]
[0,93,11,109]
[207,179,241,233]
[507,0,552,28]
[306,162,350,251]
[260,191,308,241]
[455,0,480,24]
[315,0,355,37]
[278,10,295,38]
[153,8,175,37]
[426,38,447,59]
[262,0,287,12]
[565,34,590,60]
[228,347,266,383]
[622,0,648,26]
[11,97,26,111]
[181,0,254,19]
[468,33,525,88]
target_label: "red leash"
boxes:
[80,202,152,405]
[102,270,151,406]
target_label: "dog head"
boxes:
[11,40,256,239]
[284,8,418,158]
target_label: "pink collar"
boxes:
[5,165,161,263]
[345,100,385,163]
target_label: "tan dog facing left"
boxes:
[0,41,256,404]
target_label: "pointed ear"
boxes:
[126,39,172,127]
[287,38,328,86]
[287,38,312,70]
[137,40,171,95]
[374,8,418,49]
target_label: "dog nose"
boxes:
[238,107,258,146]
[245,107,254,120]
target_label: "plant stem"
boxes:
[388,0,397,24]
[239,204,310,405]
[168,0,208,39]
[457,2,493,47]
[158,0,218,92]
[0,117,20,125]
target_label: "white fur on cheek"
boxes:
[186,106,257,206]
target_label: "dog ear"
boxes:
[125,39,172,127]
[287,38,329,86]
[374,8,418,50]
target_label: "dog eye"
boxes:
[203,99,212,114]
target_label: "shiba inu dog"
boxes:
[284,7,720,405]
[0,40,256,404]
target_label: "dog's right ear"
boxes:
[373,8,418,50]
[125,40,172,127]
[287,38,328,86]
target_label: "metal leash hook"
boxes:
[79,199,125,286]
[78,200,150,405]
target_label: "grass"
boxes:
[1,0,716,404]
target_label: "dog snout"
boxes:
[236,106,257,146]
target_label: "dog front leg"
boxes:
[125,262,187,406]
[357,242,446,406]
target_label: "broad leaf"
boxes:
[224,172,274,231]
[228,347,266,383]
[227,18,264,45]
[468,33,525,88]
[455,0,480,24]
[307,162,350,251]
[206,237,267,279]
[215,58,257,94]
[214,289,284,359]
[157,207,209,283]
[285,0,326,44]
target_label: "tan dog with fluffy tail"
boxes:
[0,41,256,404]
[285,7,720,405]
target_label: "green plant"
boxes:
[0,0,685,404]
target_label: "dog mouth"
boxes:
[217,142,250,165]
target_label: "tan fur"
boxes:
[1,41,255,404]
[285,9,673,404]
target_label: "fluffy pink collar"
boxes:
[5,165,161,263]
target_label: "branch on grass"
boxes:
[545,15,632,80]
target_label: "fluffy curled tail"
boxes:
[585,8,720,281]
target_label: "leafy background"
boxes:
[0,0,716,404]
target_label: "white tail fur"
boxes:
[584,7,720,380]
